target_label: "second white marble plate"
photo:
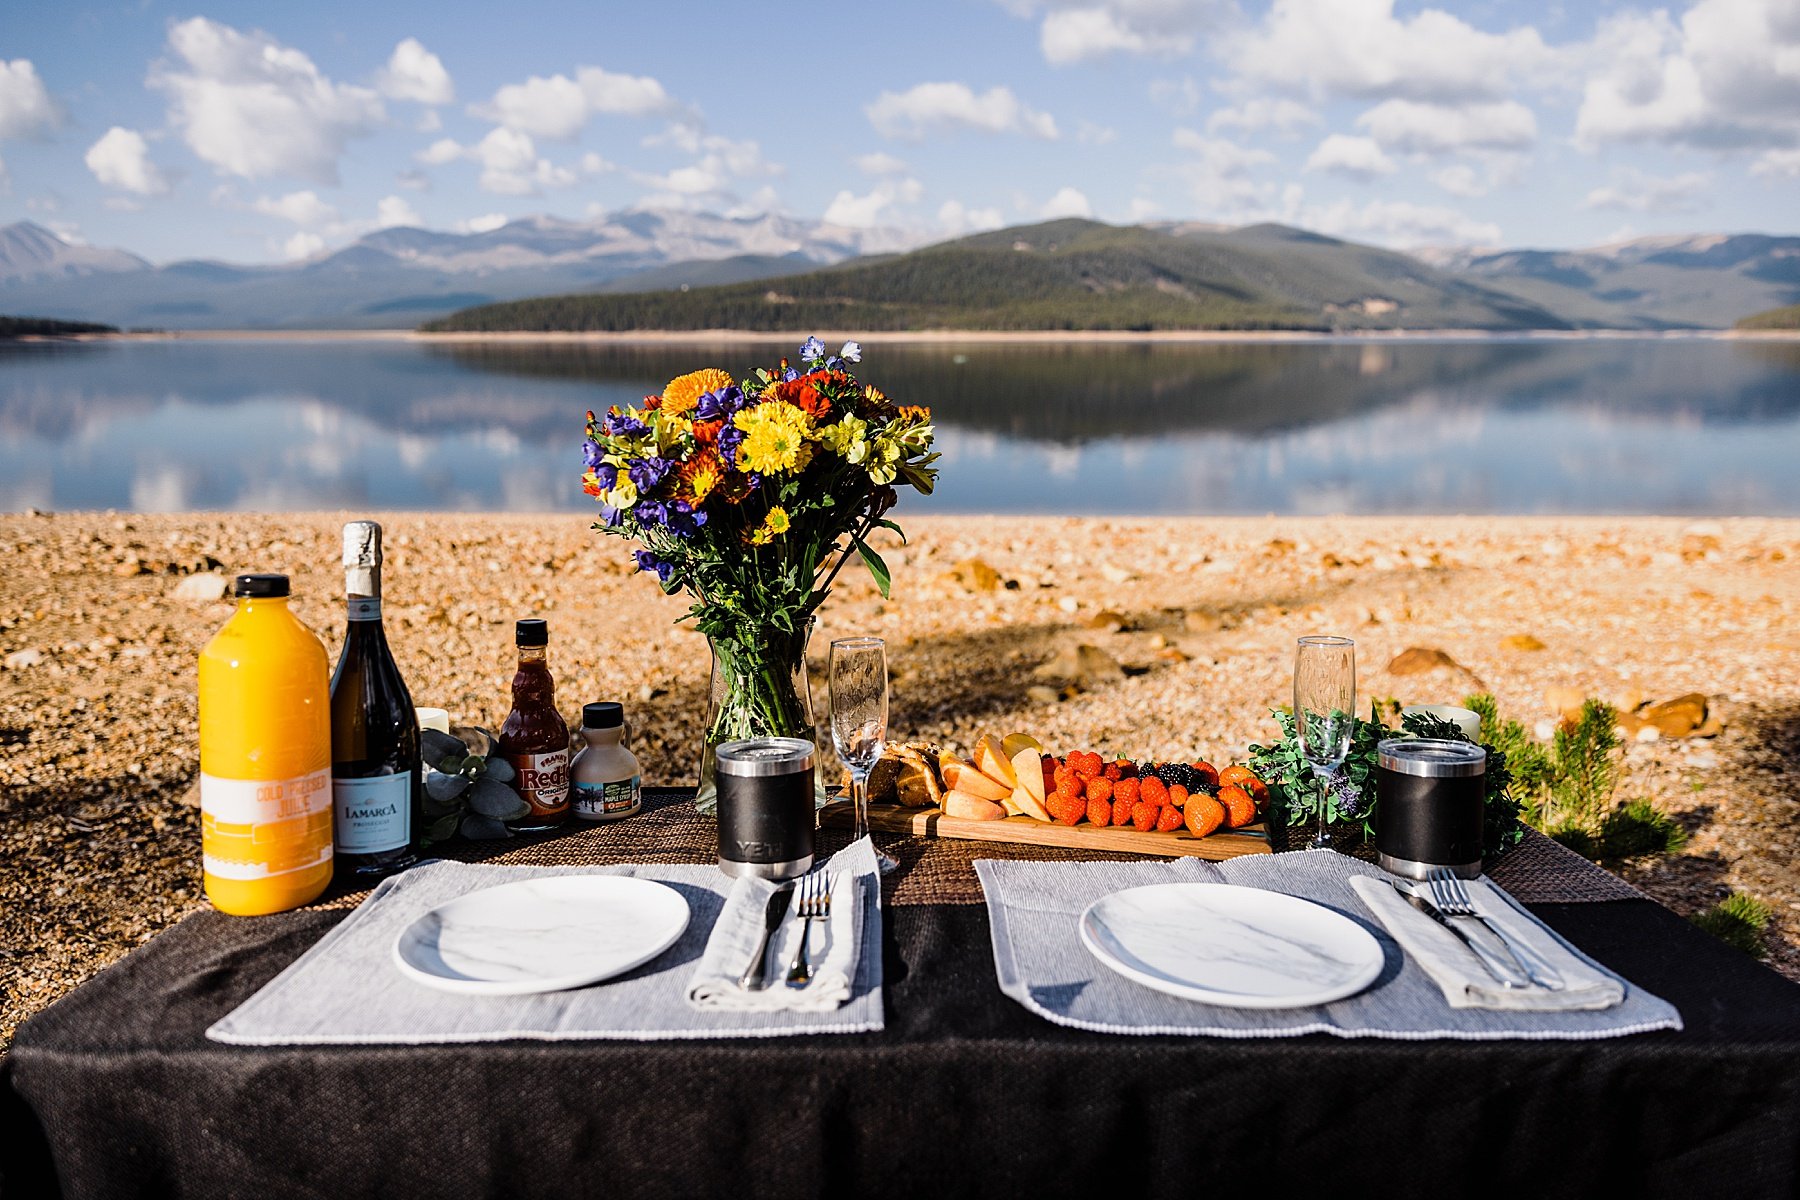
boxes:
[1079,883,1383,1009]
[393,875,690,996]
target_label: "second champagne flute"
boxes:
[1294,634,1356,851]
[829,636,896,873]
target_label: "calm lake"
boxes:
[2,335,1798,515]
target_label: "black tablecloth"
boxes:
[8,836,1800,1199]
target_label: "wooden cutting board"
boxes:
[819,801,1272,860]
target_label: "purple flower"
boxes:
[582,438,606,469]
[589,462,617,490]
[601,504,625,527]
[634,499,668,527]
[693,385,744,422]
[628,455,673,492]
[717,423,747,467]
[799,336,826,362]
[840,339,862,363]
[604,411,647,438]
[632,549,675,583]
[665,500,708,537]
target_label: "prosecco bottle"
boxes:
[329,520,424,881]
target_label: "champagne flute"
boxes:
[829,636,896,873]
[1294,635,1355,851]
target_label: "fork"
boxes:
[1426,867,1564,990]
[784,870,832,989]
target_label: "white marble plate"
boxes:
[1079,883,1383,1009]
[393,876,690,996]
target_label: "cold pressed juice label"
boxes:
[508,748,569,817]
[573,774,640,819]
[201,767,333,879]
[332,772,410,854]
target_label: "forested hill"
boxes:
[0,314,118,337]
[1737,303,1800,330]
[423,219,1569,334]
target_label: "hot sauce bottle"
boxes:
[497,618,570,832]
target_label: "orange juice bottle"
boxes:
[198,573,334,915]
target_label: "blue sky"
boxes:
[3,0,1798,263]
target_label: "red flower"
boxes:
[691,418,725,446]
[772,378,832,420]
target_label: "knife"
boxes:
[739,884,794,991]
[1393,878,1565,990]
[1392,882,1531,990]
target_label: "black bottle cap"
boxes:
[234,573,289,598]
[582,701,623,729]
[515,618,548,647]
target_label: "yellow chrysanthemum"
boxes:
[749,505,791,545]
[662,368,736,417]
[733,404,814,475]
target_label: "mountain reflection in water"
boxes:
[1,336,1797,514]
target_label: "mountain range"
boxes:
[2,210,1797,332]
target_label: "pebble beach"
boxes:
[2,511,1797,1048]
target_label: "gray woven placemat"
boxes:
[208,847,882,1045]
[977,850,1681,1040]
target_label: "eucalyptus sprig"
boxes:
[420,727,529,843]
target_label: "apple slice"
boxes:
[1008,747,1052,822]
[1002,732,1044,760]
[941,760,1011,803]
[973,735,1017,790]
[943,791,1008,821]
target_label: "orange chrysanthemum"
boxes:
[691,418,725,446]
[769,377,832,421]
[675,450,725,504]
[662,368,735,417]
[899,404,932,422]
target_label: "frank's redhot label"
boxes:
[508,748,570,817]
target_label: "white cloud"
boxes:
[1039,185,1093,218]
[84,127,170,195]
[1149,76,1204,116]
[149,17,384,185]
[1752,148,1800,177]
[938,199,1006,234]
[253,189,339,226]
[283,230,325,260]
[420,128,581,194]
[855,151,909,176]
[1357,99,1537,155]
[0,59,59,139]
[0,154,10,195]
[823,176,924,227]
[1206,97,1319,135]
[458,212,509,234]
[1004,1,1235,65]
[1430,163,1486,198]
[376,194,422,227]
[396,168,432,191]
[1171,128,1277,174]
[1231,0,1555,104]
[631,129,779,206]
[1076,120,1118,144]
[867,83,1059,140]
[1305,198,1501,248]
[377,38,453,105]
[1127,197,1161,221]
[1582,168,1711,213]
[1305,134,1396,181]
[1575,0,1800,151]
[416,137,463,165]
[1162,130,1282,219]
[475,66,681,139]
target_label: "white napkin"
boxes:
[1350,875,1626,1012]
[686,838,872,1014]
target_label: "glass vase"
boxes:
[694,620,824,813]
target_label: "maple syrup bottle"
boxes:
[497,618,570,832]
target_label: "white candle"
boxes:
[1402,704,1482,741]
[416,707,452,735]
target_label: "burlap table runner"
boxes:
[307,789,1640,911]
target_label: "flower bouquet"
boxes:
[582,337,939,808]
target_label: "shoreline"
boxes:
[18,327,1800,345]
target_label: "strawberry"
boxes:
[1087,797,1112,828]
[1185,794,1225,838]
[1166,783,1188,809]
[1102,760,1122,781]
[1155,804,1184,833]
[1114,759,1137,779]
[1190,761,1220,790]
[1140,776,1168,807]
[1218,785,1257,829]
[1131,801,1158,832]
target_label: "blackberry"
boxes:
[1153,763,1188,788]
[1137,761,1158,781]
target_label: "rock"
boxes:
[942,558,1001,592]
[1534,719,1559,740]
[1643,693,1707,738]
[113,556,150,577]
[1264,538,1296,557]
[1033,643,1125,685]
[1181,610,1222,633]
[1056,597,1080,614]
[1687,748,1721,770]
[1083,609,1128,632]
[171,572,229,602]
[1026,685,1061,705]
[1100,563,1136,584]
[1500,634,1546,652]
[1544,686,1587,720]
[1387,646,1461,676]
[1609,686,1648,715]
[4,648,44,670]
[1634,724,1662,744]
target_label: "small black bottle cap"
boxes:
[234,573,289,598]
[515,618,548,646]
[582,701,623,729]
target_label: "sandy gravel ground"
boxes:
[2,512,1797,1048]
